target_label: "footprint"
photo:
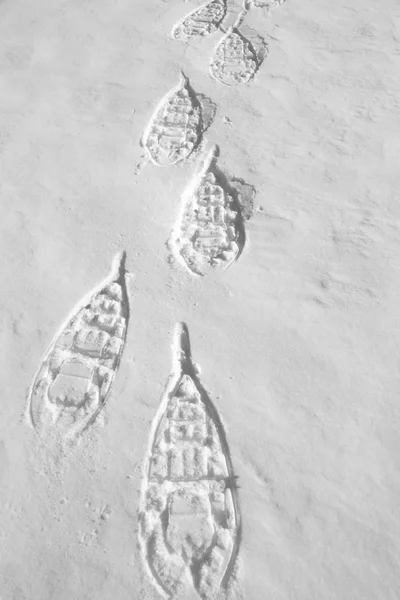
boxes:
[139,323,241,599]
[141,73,212,167]
[171,0,227,40]
[209,27,266,86]
[27,253,130,439]
[169,145,255,276]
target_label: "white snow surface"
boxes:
[0,0,400,598]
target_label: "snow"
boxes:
[0,0,399,597]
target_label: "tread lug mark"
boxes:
[170,145,254,276]
[171,0,227,40]
[141,73,204,167]
[27,253,130,439]
[209,27,264,86]
[139,323,241,599]
[249,0,286,9]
